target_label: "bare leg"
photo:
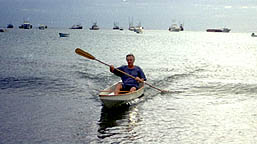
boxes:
[114,83,122,95]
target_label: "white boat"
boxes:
[128,17,136,31]
[135,27,143,34]
[128,26,135,31]
[99,82,144,108]
[134,22,144,34]
[168,24,181,32]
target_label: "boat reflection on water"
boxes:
[97,103,141,141]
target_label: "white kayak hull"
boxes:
[99,82,144,108]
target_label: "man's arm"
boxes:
[110,65,123,77]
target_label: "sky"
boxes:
[1,0,257,32]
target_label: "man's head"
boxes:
[126,54,135,67]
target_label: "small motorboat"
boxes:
[39,24,47,30]
[169,24,181,32]
[206,29,223,32]
[89,22,100,30]
[59,33,69,37]
[99,82,144,108]
[0,28,7,32]
[206,27,231,33]
[19,21,32,29]
[7,24,14,28]
[70,24,83,29]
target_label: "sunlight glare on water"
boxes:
[1,29,257,143]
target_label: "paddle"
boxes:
[75,48,170,93]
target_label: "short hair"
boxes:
[126,53,135,60]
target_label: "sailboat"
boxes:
[113,22,120,30]
[128,17,136,31]
[134,22,144,34]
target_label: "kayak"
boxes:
[99,82,144,108]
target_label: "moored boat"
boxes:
[59,33,69,37]
[128,17,135,31]
[89,22,100,30]
[206,27,231,33]
[135,26,143,34]
[39,24,47,30]
[134,22,144,34]
[70,24,83,29]
[0,28,7,32]
[19,21,32,29]
[113,22,120,30]
[179,24,184,31]
[7,24,14,28]
[169,23,183,32]
[222,28,231,32]
[206,29,222,32]
[251,33,257,37]
[99,82,144,108]
[128,26,135,31]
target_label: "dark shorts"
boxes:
[122,84,138,91]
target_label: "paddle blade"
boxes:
[75,48,95,60]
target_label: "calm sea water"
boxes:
[1,29,257,144]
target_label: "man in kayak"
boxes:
[110,54,147,95]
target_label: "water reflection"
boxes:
[97,104,141,141]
